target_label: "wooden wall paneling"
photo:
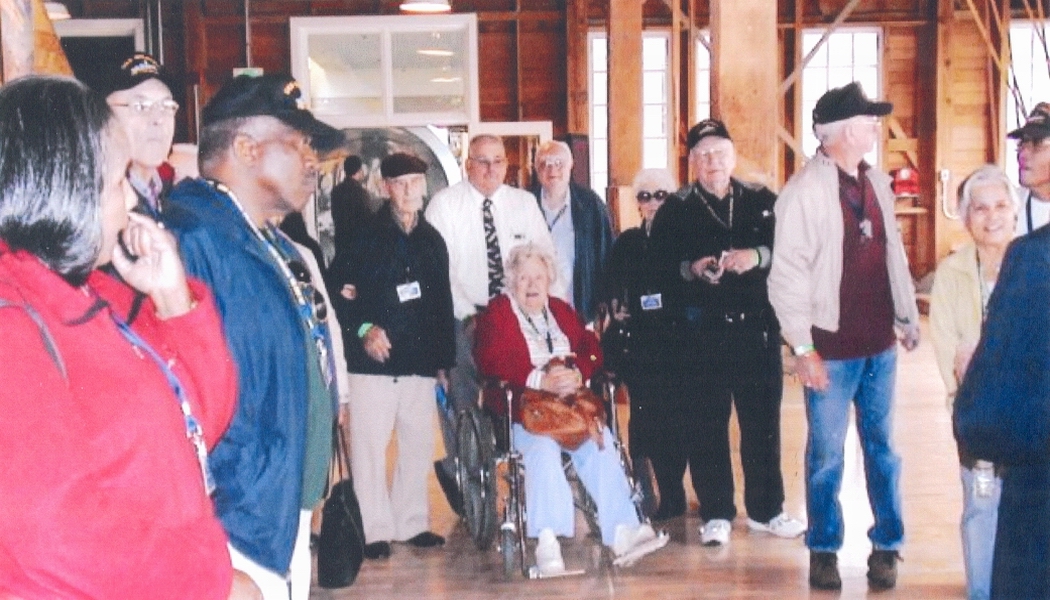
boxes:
[517,17,566,133]
[477,22,518,121]
[565,0,589,135]
[607,0,643,231]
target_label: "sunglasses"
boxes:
[636,190,669,202]
[288,259,328,323]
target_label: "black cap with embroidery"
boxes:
[812,81,892,125]
[201,73,346,153]
[686,118,731,151]
[93,52,174,97]
[1007,102,1050,141]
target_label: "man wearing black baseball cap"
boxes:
[162,73,345,600]
[328,152,454,560]
[768,82,919,591]
[651,118,802,545]
[1008,102,1050,234]
[93,52,179,218]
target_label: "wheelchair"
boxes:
[452,373,654,578]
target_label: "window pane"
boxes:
[642,36,667,70]
[856,68,879,98]
[592,138,608,172]
[643,104,666,137]
[854,32,879,66]
[643,71,667,104]
[592,72,608,106]
[827,35,853,67]
[591,36,607,71]
[828,66,854,89]
[643,138,668,169]
[592,110,608,141]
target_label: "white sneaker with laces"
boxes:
[747,513,806,538]
[534,528,566,576]
[700,518,732,546]
[611,523,670,566]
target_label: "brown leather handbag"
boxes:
[520,387,606,451]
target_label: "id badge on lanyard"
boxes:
[640,293,662,311]
[397,281,422,303]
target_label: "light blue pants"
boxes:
[960,465,1001,600]
[514,424,639,546]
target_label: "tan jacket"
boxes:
[768,152,919,349]
[928,243,982,402]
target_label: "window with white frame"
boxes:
[800,28,882,166]
[695,35,712,122]
[589,32,672,199]
[1007,21,1050,185]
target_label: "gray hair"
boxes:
[813,119,849,145]
[632,168,678,193]
[469,134,504,154]
[0,75,114,285]
[535,140,572,166]
[503,242,558,292]
[957,164,1018,221]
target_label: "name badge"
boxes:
[640,293,662,311]
[397,281,422,303]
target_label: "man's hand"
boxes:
[362,325,392,363]
[690,256,724,284]
[795,352,830,392]
[953,341,977,383]
[720,248,760,274]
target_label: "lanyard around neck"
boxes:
[519,304,554,353]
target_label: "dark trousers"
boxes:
[691,322,785,524]
[624,363,697,519]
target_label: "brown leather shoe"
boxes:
[867,549,900,590]
[809,551,842,590]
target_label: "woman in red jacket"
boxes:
[0,76,255,599]
[474,243,667,576]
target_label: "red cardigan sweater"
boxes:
[474,293,602,420]
[0,246,237,599]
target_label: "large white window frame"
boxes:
[800,27,883,167]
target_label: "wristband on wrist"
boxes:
[357,322,374,338]
[754,248,762,266]
[793,343,815,356]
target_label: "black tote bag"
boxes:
[317,422,365,588]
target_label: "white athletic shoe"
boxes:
[534,528,566,576]
[747,513,806,538]
[611,523,670,567]
[699,518,732,546]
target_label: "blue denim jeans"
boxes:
[804,346,904,552]
[960,465,1000,600]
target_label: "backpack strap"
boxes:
[0,299,67,381]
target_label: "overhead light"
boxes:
[45,1,71,20]
[400,0,451,13]
[431,76,462,83]
[418,49,454,57]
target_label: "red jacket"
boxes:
[0,246,237,599]
[474,293,602,420]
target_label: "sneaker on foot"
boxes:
[809,551,841,590]
[699,518,731,546]
[406,531,445,548]
[867,549,900,590]
[612,523,670,567]
[534,528,566,576]
[747,513,806,538]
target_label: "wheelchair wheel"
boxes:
[456,406,498,550]
[500,526,518,577]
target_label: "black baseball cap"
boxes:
[1007,102,1050,141]
[380,153,428,179]
[201,73,346,153]
[686,118,731,151]
[812,82,892,125]
[94,52,174,98]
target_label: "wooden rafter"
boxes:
[886,115,918,168]
[962,0,1007,73]
[779,0,863,96]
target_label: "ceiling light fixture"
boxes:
[431,76,462,83]
[418,49,454,57]
[45,1,71,20]
[400,0,451,13]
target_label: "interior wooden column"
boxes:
[566,0,589,136]
[607,0,643,231]
[710,0,778,184]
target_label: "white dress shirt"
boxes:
[425,180,561,319]
[1016,187,1050,235]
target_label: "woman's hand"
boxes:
[110,213,195,319]
[540,364,583,397]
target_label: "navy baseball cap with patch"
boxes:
[94,52,175,98]
[686,118,732,151]
[201,73,346,153]
[1007,102,1050,141]
[812,81,893,125]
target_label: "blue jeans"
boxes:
[804,346,903,552]
[960,465,1000,600]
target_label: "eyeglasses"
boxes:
[469,156,507,169]
[110,98,180,115]
[538,158,567,171]
[636,190,669,202]
[288,259,328,322]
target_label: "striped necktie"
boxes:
[482,197,504,298]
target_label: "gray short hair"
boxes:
[813,119,848,145]
[632,168,678,193]
[957,164,1018,221]
[535,140,572,166]
[0,76,113,285]
[503,242,558,292]
[469,134,504,153]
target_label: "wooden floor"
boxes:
[310,318,967,599]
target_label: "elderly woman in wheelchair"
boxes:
[474,243,668,576]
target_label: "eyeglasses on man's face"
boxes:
[110,98,180,115]
[636,190,669,202]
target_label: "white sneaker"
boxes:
[747,513,806,538]
[699,518,732,546]
[534,528,566,576]
[612,523,670,567]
